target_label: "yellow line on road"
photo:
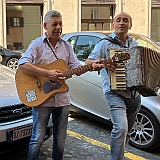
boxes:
[67,130,147,160]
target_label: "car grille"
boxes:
[0,104,32,123]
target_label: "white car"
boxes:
[62,31,160,151]
[0,63,52,155]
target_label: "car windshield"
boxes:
[61,34,66,38]
[0,46,9,51]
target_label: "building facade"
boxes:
[0,0,159,49]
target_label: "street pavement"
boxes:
[1,112,160,160]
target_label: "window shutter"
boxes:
[10,17,14,27]
[20,17,24,27]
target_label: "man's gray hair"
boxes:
[44,10,62,23]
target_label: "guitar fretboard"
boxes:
[62,63,92,77]
[62,58,112,77]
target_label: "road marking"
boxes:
[67,130,147,160]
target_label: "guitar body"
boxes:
[15,59,69,106]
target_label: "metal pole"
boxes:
[0,0,7,47]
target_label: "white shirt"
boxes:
[18,33,81,107]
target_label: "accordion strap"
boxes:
[131,89,137,99]
[100,36,128,48]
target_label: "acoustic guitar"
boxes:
[15,52,130,106]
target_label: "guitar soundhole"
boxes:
[25,90,38,103]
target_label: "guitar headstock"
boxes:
[112,52,130,62]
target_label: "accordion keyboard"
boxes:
[109,48,127,90]
[110,63,127,90]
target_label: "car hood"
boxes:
[0,65,22,107]
[2,50,22,57]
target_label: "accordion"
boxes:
[109,46,160,97]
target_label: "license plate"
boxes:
[8,125,32,142]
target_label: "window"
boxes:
[91,8,98,19]
[81,4,114,31]
[13,42,22,50]
[67,36,77,48]
[10,17,24,27]
[151,7,160,43]
[74,36,101,60]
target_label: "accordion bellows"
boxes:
[110,46,160,97]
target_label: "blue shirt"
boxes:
[18,33,81,107]
[88,32,138,97]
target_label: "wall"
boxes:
[50,0,79,34]
[51,0,152,36]
[115,0,151,36]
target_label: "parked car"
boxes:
[62,31,160,151]
[0,46,22,70]
[0,63,52,155]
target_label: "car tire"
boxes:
[129,107,160,151]
[6,57,19,70]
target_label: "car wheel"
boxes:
[129,107,160,151]
[6,57,19,70]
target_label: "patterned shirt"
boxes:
[88,32,138,98]
[18,33,81,107]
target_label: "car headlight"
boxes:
[0,55,2,62]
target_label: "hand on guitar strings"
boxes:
[48,69,66,84]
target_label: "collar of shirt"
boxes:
[109,32,133,48]
[42,33,64,48]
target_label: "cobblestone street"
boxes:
[1,114,160,160]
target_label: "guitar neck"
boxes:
[62,64,92,77]
[62,58,112,77]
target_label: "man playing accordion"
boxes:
[85,12,141,160]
